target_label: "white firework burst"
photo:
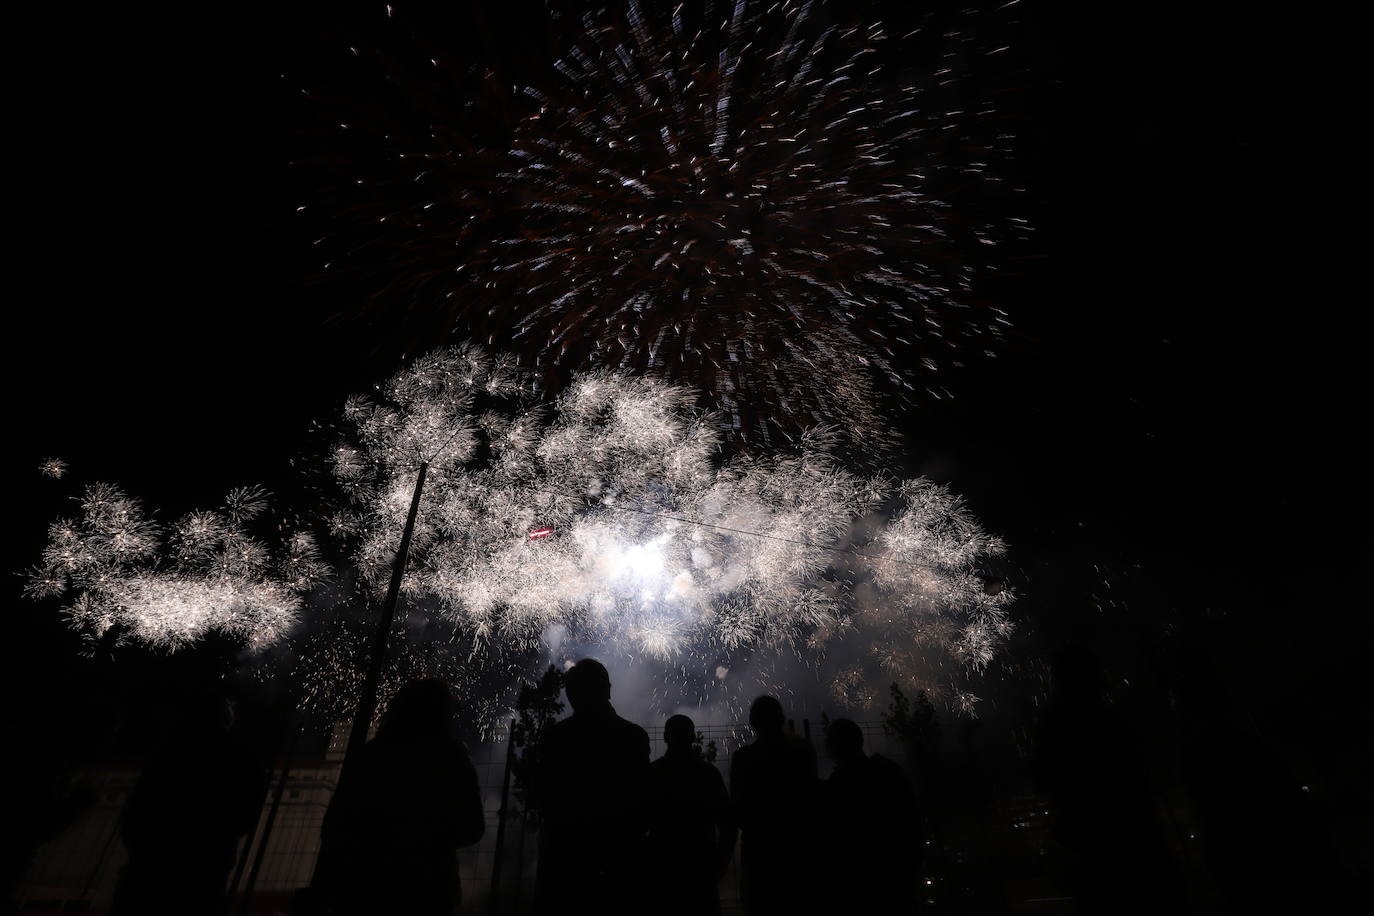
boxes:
[28,484,320,651]
[326,345,1012,709]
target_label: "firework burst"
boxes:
[26,345,1014,718]
[324,345,1012,713]
[312,0,1021,445]
[39,457,68,479]
[27,484,324,652]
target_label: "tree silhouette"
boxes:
[509,665,564,826]
[693,730,719,764]
[882,683,944,813]
[882,682,940,755]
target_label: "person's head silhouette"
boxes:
[564,659,612,712]
[379,678,458,743]
[748,695,785,739]
[664,714,696,754]
[825,718,865,765]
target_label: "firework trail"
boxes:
[26,484,325,652]
[311,0,1021,445]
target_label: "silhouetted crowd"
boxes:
[38,651,1354,916]
[526,659,922,916]
[99,660,921,915]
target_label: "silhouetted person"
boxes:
[109,689,264,916]
[534,659,650,915]
[1170,648,1349,912]
[823,718,922,916]
[1032,647,1179,915]
[317,679,485,916]
[646,714,737,916]
[729,696,817,916]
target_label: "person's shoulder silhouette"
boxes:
[539,659,650,807]
[823,717,921,914]
[826,718,917,816]
[729,696,817,916]
[111,688,264,916]
[730,696,816,823]
[534,659,650,915]
[646,715,736,915]
[1033,646,1181,915]
[319,678,484,916]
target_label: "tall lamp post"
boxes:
[308,459,430,900]
[340,459,430,770]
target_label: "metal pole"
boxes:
[309,461,429,896]
[487,718,518,914]
[342,460,429,773]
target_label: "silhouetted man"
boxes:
[316,679,485,916]
[824,718,922,915]
[535,659,650,915]
[646,714,737,916]
[1032,647,1179,915]
[1171,647,1349,912]
[109,690,264,916]
[729,696,817,916]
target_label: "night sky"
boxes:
[4,0,1369,822]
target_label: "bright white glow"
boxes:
[616,542,666,579]
[321,346,1013,713]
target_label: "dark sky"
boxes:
[3,0,1369,787]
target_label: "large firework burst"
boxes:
[322,344,1012,714]
[312,0,1020,445]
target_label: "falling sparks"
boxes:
[283,615,527,738]
[314,0,1021,446]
